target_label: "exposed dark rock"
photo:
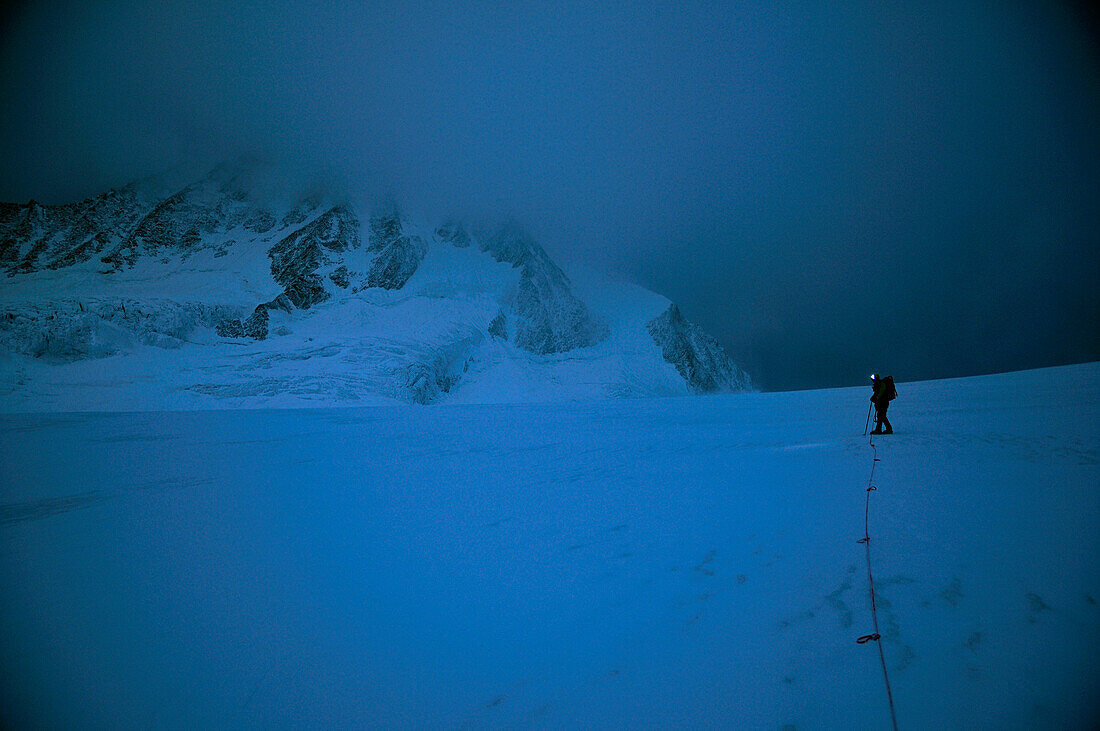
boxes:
[329,265,350,288]
[436,221,470,247]
[0,202,22,267]
[217,307,269,340]
[215,294,291,340]
[283,276,329,310]
[511,265,608,354]
[1,186,157,274]
[102,157,277,268]
[269,205,360,309]
[46,231,109,270]
[647,304,752,393]
[401,332,482,404]
[404,362,455,404]
[241,308,270,339]
[478,223,607,354]
[488,311,507,339]
[364,209,426,290]
[305,205,360,253]
[215,319,244,338]
[368,209,402,251]
[479,221,537,268]
[243,208,276,233]
[264,293,294,313]
[365,235,426,289]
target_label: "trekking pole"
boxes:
[864,403,873,436]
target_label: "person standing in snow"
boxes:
[870,374,896,434]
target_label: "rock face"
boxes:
[477,222,608,355]
[269,205,360,309]
[435,221,470,248]
[103,158,276,268]
[0,186,159,273]
[216,294,293,340]
[647,304,752,393]
[365,209,427,290]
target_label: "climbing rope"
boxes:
[858,433,900,731]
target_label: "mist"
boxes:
[1,0,1097,390]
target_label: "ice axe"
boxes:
[864,402,874,436]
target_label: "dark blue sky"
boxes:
[1,0,1097,390]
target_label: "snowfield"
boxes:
[1,363,1098,728]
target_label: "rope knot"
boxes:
[856,633,881,644]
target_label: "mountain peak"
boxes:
[0,163,753,408]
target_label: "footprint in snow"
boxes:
[778,580,854,631]
[1026,592,1051,623]
[941,576,964,607]
[693,549,717,576]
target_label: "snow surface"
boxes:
[1,363,1098,728]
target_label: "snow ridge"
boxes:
[476,221,609,355]
[647,303,752,393]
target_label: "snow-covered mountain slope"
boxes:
[0,160,750,409]
[0,363,1096,727]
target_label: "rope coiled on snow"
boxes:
[858,434,900,731]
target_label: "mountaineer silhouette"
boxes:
[870,374,897,434]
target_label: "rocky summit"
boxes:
[0,158,752,409]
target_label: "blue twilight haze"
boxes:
[0,0,1097,389]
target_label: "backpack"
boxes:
[883,376,897,401]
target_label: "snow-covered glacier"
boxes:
[0,158,751,410]
[1,363,1096,727]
